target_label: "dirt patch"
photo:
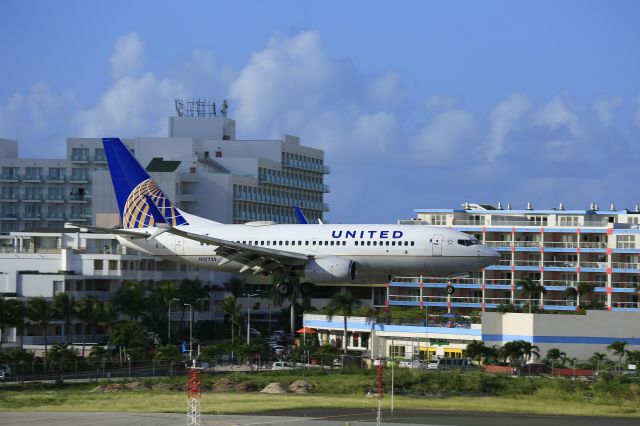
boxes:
[88,382,149,393]
[212,377,257,392]
[260,382,288,394]
[151,383,183,391]
[289,380,315,394]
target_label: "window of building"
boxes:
[25,167,42,180]
[390,345,406,358]
[71,147,89,161]
[430,214,447,225]
[558,216,580,226]
[617,235,635,249]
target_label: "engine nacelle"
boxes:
[303,257,357,284]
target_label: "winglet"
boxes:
[294,206,309,224]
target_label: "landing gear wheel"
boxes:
[300,282,315,296]
[276,281,292,296]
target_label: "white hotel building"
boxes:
[391,203,640,313]
[0,100,331,349]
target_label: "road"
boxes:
[1,410,638,426]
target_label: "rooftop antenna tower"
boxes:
[175,98,218,117]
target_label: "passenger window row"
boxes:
[234,240,416,247]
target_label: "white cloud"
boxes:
[424,95,460,112]
[354,112,398,152]
[227,30,402,155]
[109,32,145,79]
[0,83,75,157]
[411,108,477,163]
[73,74,185,138]
[485,92,531,162]
[531,96,581,137]
[593,96,622,126]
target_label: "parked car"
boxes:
[249,328,261,337]
[272,361,294,370]
[399,360,427,369]
[0,364,11,381]
[427,357,478,371]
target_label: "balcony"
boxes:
[22,195,43,203]
[93,154,107,163]
[68,175,90,183]
[22,175,43,183]
[0,195,19,202]
[46,195,65,203]
[0,174,19,183]
[70,154,90,163]
[69,193,89,203]
[23,334,107,346]
[46,175,65,183]
[0,213,19,220]
[282,158,330,174]
[259,175,329,193]
[68,291,113,300]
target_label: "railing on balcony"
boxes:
[484,297,512,304]
[23,334,107,346]
[612,262,640,270]
[67,291,113,300]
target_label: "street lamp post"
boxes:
[243,292,260,345]
[168,298,180,345]
[184,303,192,360]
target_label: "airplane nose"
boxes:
[487,247,500,263]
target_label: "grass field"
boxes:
[1,370,639,418]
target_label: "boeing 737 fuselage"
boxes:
[77,138,500,296]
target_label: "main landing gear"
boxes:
[275,281,316,296]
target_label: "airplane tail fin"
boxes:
[103,138,189,228]
[294,206,309,224]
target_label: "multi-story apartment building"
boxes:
[391,203,640,313]
[0,99,330,233]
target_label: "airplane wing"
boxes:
[164,225,309,274]
[65,223,150,239]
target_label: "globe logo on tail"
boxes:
[123,179,188,228]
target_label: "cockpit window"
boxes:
[458,239,480,246]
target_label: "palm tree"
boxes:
[562,287,578,308]
[576,281,596,308]
[607,340,629,372]
[465,340,488,363]
[6,299,26,349]
[53,293,77,344]
[500,340,538,367]
[517,277,545,313]
[546,348,567,367]
[520,341,540,364]
[224,277,247,298]
[99,300,119,349]
[590,351,608,372]
[27,297,55,357]
[114,281,146,320]
[218,296,241,344]
[326,291,361,355]
[76,296,99,358]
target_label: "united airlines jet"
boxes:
[73,138,499,296]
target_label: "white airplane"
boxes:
[76,138,499,296]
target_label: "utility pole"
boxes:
[168,298,179,345]
[184,303,193,360]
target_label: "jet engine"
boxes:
[303,257,357,284]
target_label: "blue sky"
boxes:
[1,0,639,223]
